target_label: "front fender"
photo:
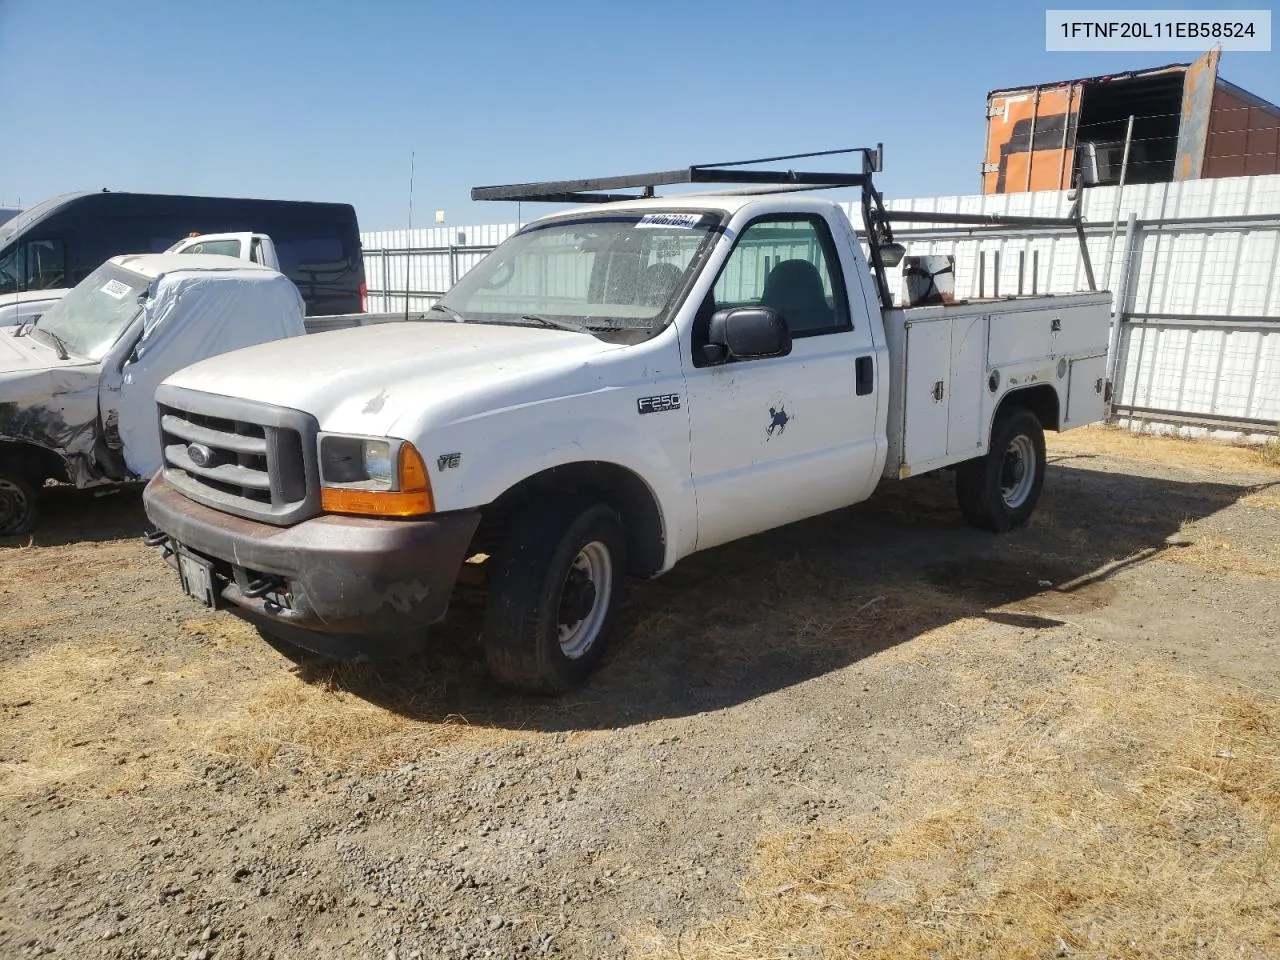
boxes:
[425,399,696,570]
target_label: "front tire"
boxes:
[0,470,37,538]
[956,408,1046,532]
[482,497,626,694]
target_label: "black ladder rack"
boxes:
[470,146,884,204]
[471,146,1097,307]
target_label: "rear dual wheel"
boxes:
[955,408,1046,532]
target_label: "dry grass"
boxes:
[634,645,1280,960]
[0,640,210,798]
[1146,515,1280,581]
[1050,425,1280,475]
[1242,487,1280,512]
[204,658,518,772]
[0,620,517,800]
[1158,537,1280,580]
[1260,425,1280,468]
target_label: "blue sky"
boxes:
[1,0,1277,230]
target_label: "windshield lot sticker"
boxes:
[637,394,681,415]
[100,279,132,299]
[636,213,702,230]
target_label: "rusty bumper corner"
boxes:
[143,473,480,641]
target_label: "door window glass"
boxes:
[0,239,66,292]
[0,247,18,294]
[277,237,345,271]
[27,239,66,289]
[712,218,849,335]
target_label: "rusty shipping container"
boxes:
[982,51,1280,194]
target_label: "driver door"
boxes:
[683,214,880,551]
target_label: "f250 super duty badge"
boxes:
[637,394,681,415]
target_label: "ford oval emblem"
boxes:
[187,443,215,468]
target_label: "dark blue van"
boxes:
[0,191,365,316]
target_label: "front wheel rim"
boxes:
[556,541,613,660]
[0,478,32,535]
[1000,434,1036,509]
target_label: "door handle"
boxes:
[855,355,874,396]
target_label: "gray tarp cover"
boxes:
[0,264,303,484]
[116,267,305,476]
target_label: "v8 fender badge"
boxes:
[437,452,461,471]
[637,394,681,415]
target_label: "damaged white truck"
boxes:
[143,148,1112,692]
[0,254,304,535]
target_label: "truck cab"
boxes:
[167,232,280,270]
[142,152,1111,692]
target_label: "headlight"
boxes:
[318,434,434,517]
[361,440,393,484]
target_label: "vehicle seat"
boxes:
[760,259,833,333]
[638,261,682,307]
[602,253,641,304]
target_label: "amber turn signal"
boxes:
[320,442,435,517]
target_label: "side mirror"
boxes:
[702,306,792,365]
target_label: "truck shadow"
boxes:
[300,462,1275,732]
[0,485,147,549]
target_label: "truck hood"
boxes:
[0,332,101,463]
[162,321,623,435]
[1,328,99,392]
[0,327,57,375]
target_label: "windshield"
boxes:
[438,210,723,339]
[34,262,148,361]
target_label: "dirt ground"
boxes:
[2,428,1278,960]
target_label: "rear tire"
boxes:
[482,496,626,694]
[956,408,1046,532]
[0,470,37,538]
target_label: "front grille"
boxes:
[156,386,320,525]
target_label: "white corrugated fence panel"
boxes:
[360,222,520,312]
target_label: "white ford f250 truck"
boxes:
[143,149,1112,693]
